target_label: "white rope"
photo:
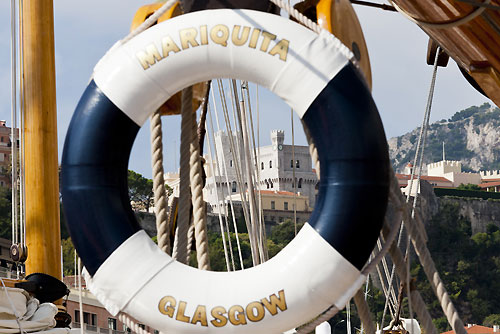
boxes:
[241,82,268,262]
[388,0,491,29]
[268,0,356,65]
[291,109,298,235]
[206,117,232,272]
[185,88,211,270]
[226,81,256,262]
[10,0,19,247]
[122,0,178,44]
[77,257,84,334]
[255,85,265,262]
[218,80,258,266]
[172,88,193,264]
[150,110,171,254]
[211,84,245,269]
[236,84,266,263]
[207,104,236,271]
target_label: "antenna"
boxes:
[442,141,445,161]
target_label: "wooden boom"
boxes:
[391,0,500,107]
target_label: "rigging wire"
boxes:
[221,80,259,265]
[291,109,297,236]
[387,0,491,29]
[241,82,268,261]
[212,82,245,269]
[19,0,26,251]
[10,0,18,247]
[233,83,262,263]
[205,107,232,272]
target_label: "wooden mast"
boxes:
[21,0,61,280]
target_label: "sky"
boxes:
[0,0,491,179]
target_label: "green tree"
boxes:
[61,237,76,276]
[0,186,12,240]
[456,183,482,191]
[128,170,154,212]
[484,314,500,327]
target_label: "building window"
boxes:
[232,181,237,193]
[296,160,300,168]
[269,180,273,188]
[74,310,80,323]
[279,217,283,223]
[266,180,269,189]
[290,160,293,168]
[138,324,146,330]
[108,318,117,330]
[1,137,3,142]
[298,178,302,189]
[81,312,97,326]
[230,160,233,167]
[123,325,131,333]
[271,201,275,210]
[269,160,272,168]
[284,202,288,210]
[261,162,264,170]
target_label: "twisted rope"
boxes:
[382,219,437,334]
[172,88,193,263]
[150,110,170,254]
[389,173,465,334]
[122,0,178,44]
[353,289,376,334]
[185,87,211,270]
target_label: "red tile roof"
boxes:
[479,181,500,188]
[258,190,297,196]
[395,174,452,183]
[481,178,500,183]
[441,325,497,334]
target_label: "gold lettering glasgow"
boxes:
[157,289,288,328]
[136,24,290,69]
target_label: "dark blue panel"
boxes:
[303,63,389,270]
[61,80,141,275]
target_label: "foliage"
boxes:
[483,314,500,327]
[448,103,490,122]
[0,186,12,240]
[128,170,154,212]
[61,237,75,276]
[456,183,482,191]
[412,202,500,330]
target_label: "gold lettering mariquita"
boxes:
[137,24,290,70]
[157,289,287,327]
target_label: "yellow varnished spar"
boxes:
[315,0,373,90]
[22,0,62,283]
[131,2,208,116]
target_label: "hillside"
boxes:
[389,103,500,173]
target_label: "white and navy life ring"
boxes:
[61,9,389,334]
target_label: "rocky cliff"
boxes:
[389,103,500,173]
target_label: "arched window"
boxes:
[230,160,233,167]
[266,180,269,189]
[261,162,264,170]
[232,181,237,193]
[269,160,272,168]
[298,178,302,188]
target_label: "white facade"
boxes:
[481,170,500,180]
[427,160,481,187]
[166,130,319,217]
